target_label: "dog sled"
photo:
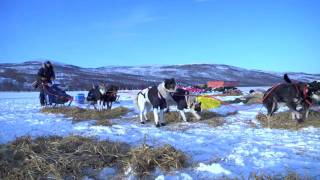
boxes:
[42,84,73,106]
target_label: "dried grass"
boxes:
[256,110,320,130]
[0,136,131,179]
[145,111,227,127]
[125,144,188,177]
[0,136,188,179]
[224,93,263,105]
[246,93,263,104]
[41,106,131,126]
[249,171,313,180]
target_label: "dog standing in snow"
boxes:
[167,88,202,122]
[136,78,177,127]
[102,85,119,110]
[86,83,106,110]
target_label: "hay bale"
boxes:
[224,93,263,105]
[199,111,227,127]
[41,106,131,126]
[57,136,91,153]
[0,136,189,179]
[0,136,131,179]
[0,136,60,179]
[246,97,262,104]
[245,93,263,104]
[95,119,112,126]
[200,111,221,120]
[224,98,246,104]
[202,118,226,127]
[249,171,311,180]
[256,110,320,129]
[145,111,226,127]
[126,144,188,177]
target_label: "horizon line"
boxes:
[0,59,318,75]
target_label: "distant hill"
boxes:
[0,61,319,91]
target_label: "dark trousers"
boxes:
[39,86,48,106]
[39,88,46,106]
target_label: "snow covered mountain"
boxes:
[0,61,319,91]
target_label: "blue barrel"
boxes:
[75,93,85,104]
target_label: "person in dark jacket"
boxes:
[37,61,55,106]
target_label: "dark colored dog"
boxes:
[86,84,106,110]
[263,74,320,122]
[102,85,119,109]
[169,88,202,122]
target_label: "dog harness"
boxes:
[137,86,152,98]
[303,85,313,106]
[137,91,146,98]
[262,83,282,103]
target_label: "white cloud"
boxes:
[112,7,157,29]
[88,7,158,40]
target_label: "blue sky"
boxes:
[0,0,319,73]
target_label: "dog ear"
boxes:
[283,74,292,83]
[165,79,174,85]
[309,81,316,88]
[315,81,320,89]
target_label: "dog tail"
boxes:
[283,73,292,83]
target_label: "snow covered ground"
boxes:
[1,90,320,179]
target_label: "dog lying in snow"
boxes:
[263,74,320,122]
[136,78,177,127]
[167,88,202,122]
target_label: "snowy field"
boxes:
[1,89,320,179]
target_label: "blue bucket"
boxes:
[75,93,85,104]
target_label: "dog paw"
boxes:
[140,121,145,124]
[155,123,161,128]
[160,123,166,126]
[297,119,304,123]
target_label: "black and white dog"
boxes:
[168,88,202,122]
[136,78,177,127]
[263,74,320,122]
